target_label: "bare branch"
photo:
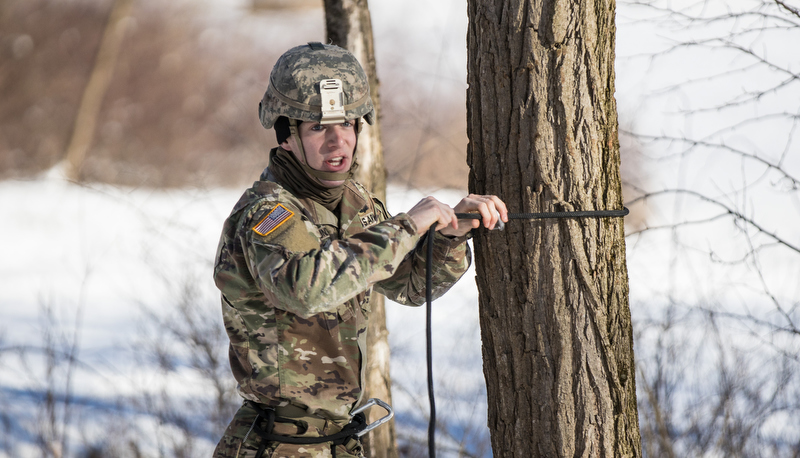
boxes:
[626,188,800,254]
[719,39,800,81]
[677,77,798,113]
[697,306,800,338]
[621,132,800,186]
[775,0,800,20]
[624,0,800,28]
[624,212,731,236]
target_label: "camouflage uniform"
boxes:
[213,161,471,458]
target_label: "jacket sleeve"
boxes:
[368,192,472,307]
[373,229,471,306]
[241,201,422,318]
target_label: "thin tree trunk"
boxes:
[324,0,386,200]
[466,0,641,456]
[324,2,397,458]
[62,0,134,181]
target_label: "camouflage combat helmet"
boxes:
[258,42,374,182]
[259,42,374,129]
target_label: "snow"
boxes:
[4,0,800,455]
[0,171,490,456]
[3,171,798,455]
[5,165,792,455]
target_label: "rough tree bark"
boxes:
[323,2,397,458]
[466,0,641,457]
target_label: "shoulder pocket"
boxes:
[248,203,320,253]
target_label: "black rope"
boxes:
[426,226,436,458]
[423,207,628,458]
[456,207,629,221]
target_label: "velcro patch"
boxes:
[360,212,377,228]
[252,204,294,236]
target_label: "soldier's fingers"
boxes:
[470,196,498,229]
[487,195,509,222]
[441,204,457,230]
[452,195,488,229]
[429,199,454,231]
[473,195,508,229]
[408,196,451,235]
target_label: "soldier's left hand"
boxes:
[439,194,508,238]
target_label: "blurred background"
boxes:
[0,0,472,190]
[1,0,799,456]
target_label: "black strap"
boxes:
[253,405,275,458]
[426,228,436,458]
[248,401,367,450]
[455,207,629,221]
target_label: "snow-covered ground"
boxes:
[0,171,491,456]
[3,166,799,456]
[3,0,800,456]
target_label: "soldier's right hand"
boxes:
[406,196,458,236]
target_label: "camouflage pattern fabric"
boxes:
[259,42,374,129]
[213,402,362,458]
[213,165,471,455]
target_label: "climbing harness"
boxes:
[245,398,393,458]
[424,207,629,458]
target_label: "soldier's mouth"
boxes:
[323,156,350,172]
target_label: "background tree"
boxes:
[466,0,641,456]
[61,0,133,181]
[617,0,800,455]
[323,2,397,457]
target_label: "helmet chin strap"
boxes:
[288,118,353,183]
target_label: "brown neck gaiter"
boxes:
[269,147,349,213]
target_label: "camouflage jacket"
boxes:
[213,166,471,422]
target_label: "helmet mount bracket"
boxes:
[319,79,346,125]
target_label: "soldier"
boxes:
[212,42,507,458]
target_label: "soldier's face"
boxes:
[282,120,357,187]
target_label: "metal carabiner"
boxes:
[350,398,394,437]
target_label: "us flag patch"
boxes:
[252,204,294,236]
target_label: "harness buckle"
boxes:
[350,398,394,437]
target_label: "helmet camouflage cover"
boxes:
[259,42,375,129]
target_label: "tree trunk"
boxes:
[62,0,134,181]
[324,0,386,200]
[466,1,641,457]
[324,3,397,458]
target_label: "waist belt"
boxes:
[247,401,366,458]
[269,402,340,436]
[246,399,394,458]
